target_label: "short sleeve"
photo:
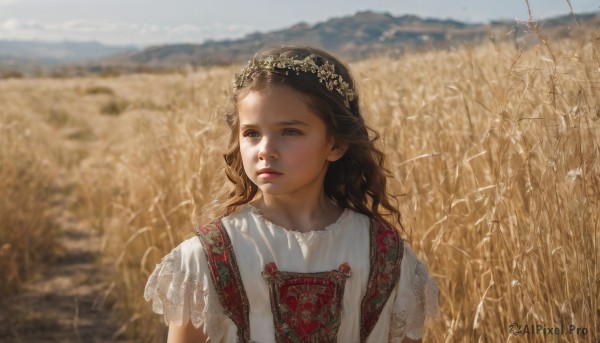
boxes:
[143,236,230,338]
[389,242,440,342]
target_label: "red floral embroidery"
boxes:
[263,262,351,343]
[195,220,251,342]
[359,219,403,342]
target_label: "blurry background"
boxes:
[0,0,598,342]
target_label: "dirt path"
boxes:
[0,190,129,342]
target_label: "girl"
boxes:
[144,46,439,342]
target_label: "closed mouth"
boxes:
[257,167,282,175]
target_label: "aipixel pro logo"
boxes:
[509,322,589,336]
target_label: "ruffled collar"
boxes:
[247,204,350,237]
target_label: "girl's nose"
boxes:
[257,137,278,161]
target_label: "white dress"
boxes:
[144,205,439,342]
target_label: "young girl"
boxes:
[144,46,439,342]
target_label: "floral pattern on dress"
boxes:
[195,220,252,342]
[360,219,404,342]
[263,262,352,343]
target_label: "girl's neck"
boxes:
[250,192,343,233]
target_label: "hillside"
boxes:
[93,10,599,69]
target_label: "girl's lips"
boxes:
[257,167,281,174]
[258,172,282,180]
[257,168,282,179]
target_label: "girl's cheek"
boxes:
[239,139,252,151]
[288,146,310,161]
[240,142,259,160]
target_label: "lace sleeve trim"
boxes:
[143,244,223,335]
[389,259,440,342]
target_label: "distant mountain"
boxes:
[91,10,600,71]
[0,40,138,62]
[96,11,483,68]
[1,10,598,76]
[0,40,138,75]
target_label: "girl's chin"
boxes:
[257,186,286,195]
[256,184,302,197]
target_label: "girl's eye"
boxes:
[282,128,302,136]
[242,130,260,138]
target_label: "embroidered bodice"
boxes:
[144,205,439,342]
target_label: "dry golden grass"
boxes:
[359,38,600,341]
[0,83,66,295]
[1,34,598,342]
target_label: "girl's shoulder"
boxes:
[153,206,255,277]
[165,235,206,274]
[143,234,227,332]
[144,236,207,299]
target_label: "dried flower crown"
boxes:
[233,54,356,108]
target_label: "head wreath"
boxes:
[233,54,355,108]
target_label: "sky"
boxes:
[0,0,598,47]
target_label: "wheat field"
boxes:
[0,30,598,342]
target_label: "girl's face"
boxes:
[237,85,346,198]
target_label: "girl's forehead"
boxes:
[239,84,302,101]
[238,85,310,113]
[237,86,325,126]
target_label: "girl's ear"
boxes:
[327,139,349,162]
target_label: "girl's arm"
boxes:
[167,321,208,343]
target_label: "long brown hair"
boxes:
[206,45,405,234]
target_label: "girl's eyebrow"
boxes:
[240,120,310,128]
[277,120,309,126]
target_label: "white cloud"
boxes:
[1,18,19,30]
[170,24,202,33]
[0,18,255,45]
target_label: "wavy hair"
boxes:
[206,45,405,234]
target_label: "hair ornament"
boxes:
[233,54,356,108]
